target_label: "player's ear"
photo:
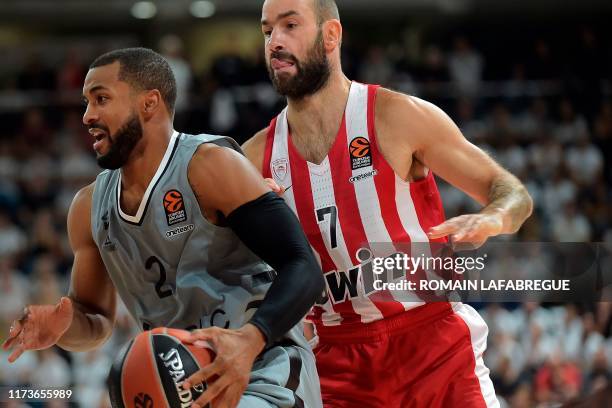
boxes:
[322,19,342,52]
[141,90,162,119]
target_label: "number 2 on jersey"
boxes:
[145,256,173,298]
[316,205,338,249]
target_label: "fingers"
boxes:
[183,359,221,390]
[2,320,23,351]
[8,345,25,363]
[192,374,234,408]
[427,218,462,239]
[57,297,73,314]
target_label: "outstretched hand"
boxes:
[2,297,74,362]
[427,212,504,249]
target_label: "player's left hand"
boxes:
[427,212,503,249]
[182,324,266,408]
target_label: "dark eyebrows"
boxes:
[261,10,299,26]
[83,84,109,97]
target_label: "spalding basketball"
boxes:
[107,328,214,408]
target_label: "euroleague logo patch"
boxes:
[349,137,372,170]
[163,190,187,226]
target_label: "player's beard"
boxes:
[267,30,331,100]
[95,112,143,170]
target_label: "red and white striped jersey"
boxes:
[262,82,448,329]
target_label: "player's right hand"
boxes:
[2,297,74,363]
[264,178,286,195]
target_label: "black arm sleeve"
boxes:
[226,192,325,345]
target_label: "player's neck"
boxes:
[120,123,174,192]
[286,71,351,147]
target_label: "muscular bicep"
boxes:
[67,184,116,323]
[412,99,506,206]
[189,144,272,220]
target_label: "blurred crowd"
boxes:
[0,23,610,407]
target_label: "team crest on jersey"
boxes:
[163,190,187,226]
[349,137,372,170]
[272,158,289,182]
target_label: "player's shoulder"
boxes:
[376,87,454,136]
[241,127,270,172]
[73,182,95,208]
[377,88,446,124]
[242,127,269,155]
[68,182,95,228]
[191,142,243,169]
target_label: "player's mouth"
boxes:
[271,57,295,72]
[89,128,109,152]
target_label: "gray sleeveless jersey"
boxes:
[91,131,306,347]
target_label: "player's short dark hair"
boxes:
[313,0,339,26]
[89,47,177,114]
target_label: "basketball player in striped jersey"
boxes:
[243,0,533,407]
[3,48,324,408]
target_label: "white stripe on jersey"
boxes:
[395,176,441,287]
[345,83,423,309]
[308,158,384,323]
[271,109,297,212]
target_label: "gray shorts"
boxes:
[239,342,323,408]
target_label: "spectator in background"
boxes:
[448,36,483,96]
[0,210,27,258]
[543,166,577,217]
[565,132,604,187]
[526,39,558,80]
[528,132,563,180]
[534,350,582,404]
[159,35,193,123]
[593,101,612,183]
[455,98,487,143]
[30,348,71,388]
[516,98,553,142]
[17,54,56,91]
[358,46,394,87]
[57,48,86,92]
[18,108,53,154]
[0,256,29,323]
[552,202,592,242]
[554,98,590,145]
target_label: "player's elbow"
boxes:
[296,252,326,305]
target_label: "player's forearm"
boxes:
[57,303,113,352]
[481,173,533,234]
[227,192,325,345]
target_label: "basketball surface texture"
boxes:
[107,328,214,408]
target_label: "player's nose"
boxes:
[82,104,98,126]
[268,30,285,52]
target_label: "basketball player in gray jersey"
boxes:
[3,48,324,408]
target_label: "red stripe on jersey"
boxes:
[262,118,276,179]
[329,118,397,321]
[410,173,448,244]
[366,84,432,301]
[328,118,368,264]
[364,85,417,312]
[287,138,355,323]
[367,85,411,245]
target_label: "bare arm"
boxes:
[3,184,116,360]
[183,144,324,406]
[378,91,532,243]
[241,127,269,174]
[58,184,117,351]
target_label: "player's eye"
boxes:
[97,95,109,104]
[287,23,297,29]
